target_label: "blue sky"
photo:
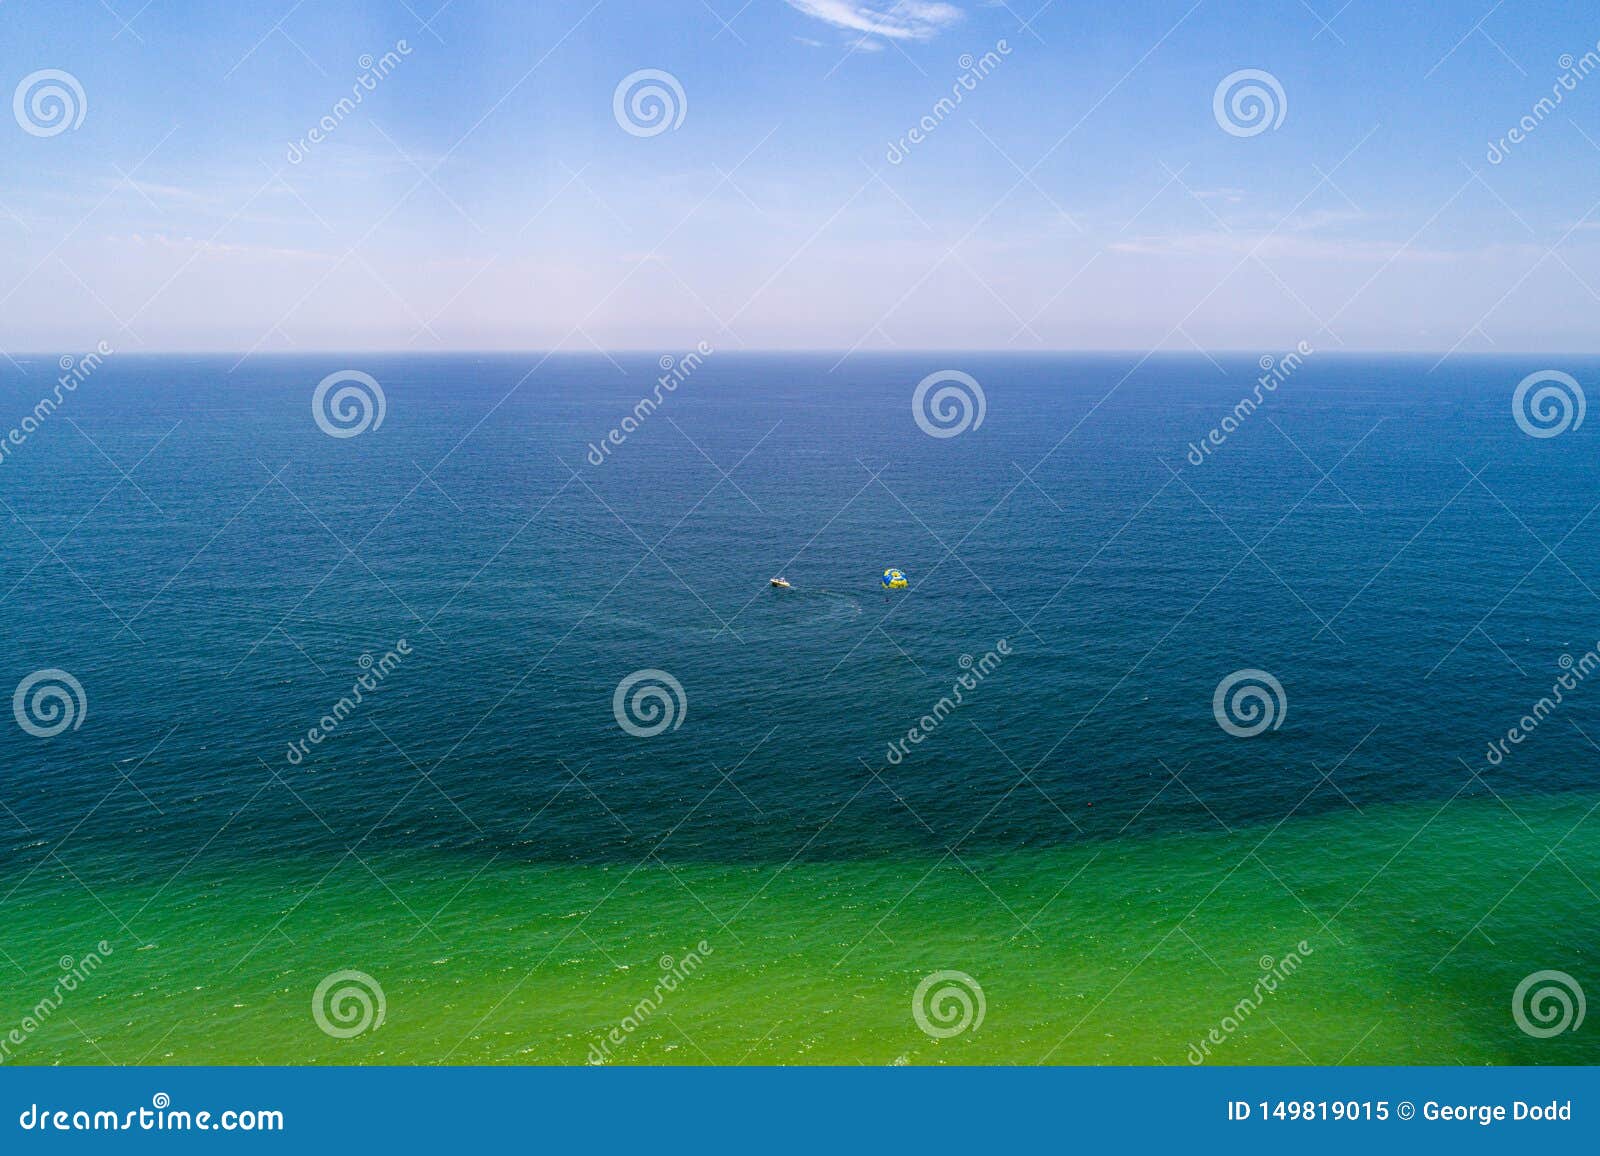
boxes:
[3,0,1600,352]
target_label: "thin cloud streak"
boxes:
[784,0,963,42]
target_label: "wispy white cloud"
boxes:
[1191,187,1245,205]
[105,177,216,207]
[1106,229,1477,264]
[784,0,963,42]
[120,233,327,261]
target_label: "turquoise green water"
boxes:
[6,353,1600,1065]
[3,794,1594,1065]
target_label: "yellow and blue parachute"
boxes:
[882,568,908,589]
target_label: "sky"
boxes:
[2,0,1600,353]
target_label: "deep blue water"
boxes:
[4,351,1599,873]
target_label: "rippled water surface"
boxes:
[1,352,1596,1063]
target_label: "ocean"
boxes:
[1,350,1596,1064]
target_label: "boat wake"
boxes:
[808,589,862,622]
